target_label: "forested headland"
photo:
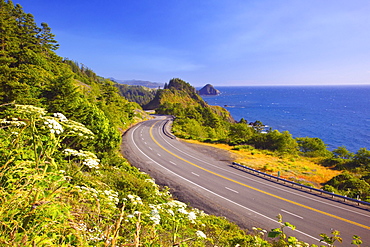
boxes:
[0,1,367,246]
[114,83,157,107]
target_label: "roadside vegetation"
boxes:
[0,0,366,245]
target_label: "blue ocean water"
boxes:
[201,85,370,152]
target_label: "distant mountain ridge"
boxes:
[109,78,164,88]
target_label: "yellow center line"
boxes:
[150,121,370,230]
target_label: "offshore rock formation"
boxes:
[198,84,220,95]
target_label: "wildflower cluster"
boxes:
[74,221,107,243]
[144,178,171,199]
[43,117,64,134]
[124,194,143,206]
[103,190,119,206]
[75,186,119,208]
[53,112,68,122]
[147,199,208,240]
[149,206,161,225]
[121,194,144,224]
[63,119,95,139]
[75,185,99,195]
[83,158,100,169]
[196,230,207,239]
[15,104,47,117]
[4,105,94,141]
[0,118,27,127]
[64,149,100,169]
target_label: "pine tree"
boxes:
[38,22,59,52]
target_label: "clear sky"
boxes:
[16,0,370,86]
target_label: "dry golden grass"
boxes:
[184,140,341,188]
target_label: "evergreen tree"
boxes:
[38,22,59,52]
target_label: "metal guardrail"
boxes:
[231,162,370,208]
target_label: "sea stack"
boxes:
[198,84,220,95]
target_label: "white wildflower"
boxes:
[178,207,188,215]
[15,104,47,116]
[83,158,100,169]
[63,149,100,169]
[103,190,119,205]
[166,200,187,208]
[145,178,156,185]
[167,209,174,216]
[150,209,161,225]
[76,222,87,231]
[196,230,206,239]
[64,119,94,139]
[53,112,68,122]
[188,211,197,222]
[43,118,63,134]
[127,194,135,199]
[126,194,143,205]
[0,119,26,127]
[63,149,97,159]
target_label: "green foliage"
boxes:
[252,130,298,154]
[319,230,342,247]
[323,172,370,201]
[0,104,280,246]
[353,148,370,168]
[351,235,363,246]
[332,146,354,159]
[115,83,157,106]
[228,122,255,144]
[296,137,332,157]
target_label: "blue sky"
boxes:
[17,0,370,86]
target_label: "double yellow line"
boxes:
[150,121,370,230]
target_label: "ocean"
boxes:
[200,85,370,153]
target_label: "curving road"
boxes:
[121,115,370,246]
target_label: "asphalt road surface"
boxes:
[121,115,370,246]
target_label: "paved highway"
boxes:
[122,115,370,246]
